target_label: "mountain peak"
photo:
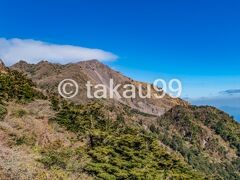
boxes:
[37,60,51,65]
[78,59,105,66]
[15,60,29,65]
[10,59,187,116]
[81,59,100,63]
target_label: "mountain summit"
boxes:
[11,59,187,116]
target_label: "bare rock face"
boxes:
[11,59,188,116]
[0,60,8,74]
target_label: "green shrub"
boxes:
[39,148,72,169]
[51,102,204,179]
[0,104,7,120]
[0,70,45,103]
[13,109,27,118]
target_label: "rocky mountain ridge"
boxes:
[11,59,187,116]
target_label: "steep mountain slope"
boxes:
[0,59,238,179]
[11,60,187,116]
[0,62,204,179]
[155,105,240,179]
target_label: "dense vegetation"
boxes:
[0,70,45,103]
[193,106,240,156]
[0,69,239,179]
[50,101,203,179]
[0,70,45,120]
[156,105,240,179]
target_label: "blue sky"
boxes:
[0,0,240,118]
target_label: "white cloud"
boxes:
[0,38,118,65]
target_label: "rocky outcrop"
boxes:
[0,60,8,74]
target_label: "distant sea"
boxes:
[235,116,240,122]
[219,106,240,122]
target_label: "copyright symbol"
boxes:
[58,79,79,99]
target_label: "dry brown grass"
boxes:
[0,100,92,180]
